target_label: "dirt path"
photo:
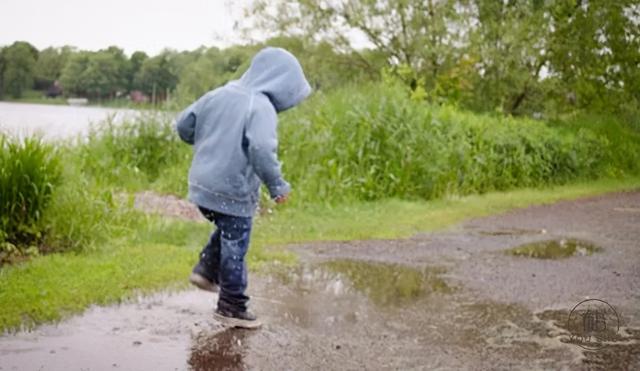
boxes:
[1,192,639,370]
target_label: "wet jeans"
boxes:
[197,207,252,313]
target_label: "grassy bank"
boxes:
[2,90,68,106]
[1,176,639,332]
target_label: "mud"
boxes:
[133,191,203,222]
[506,238,601,259]
[1,191,639,370]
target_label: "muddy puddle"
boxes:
[321,260,452,306]
[506,238,601,259]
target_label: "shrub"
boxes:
[0,135,61,262]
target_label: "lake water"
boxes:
[0,102,139,141]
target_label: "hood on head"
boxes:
[239,47,312,112]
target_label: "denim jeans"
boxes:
[197,206,252,313]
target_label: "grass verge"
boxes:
[1,176,639,332]
[258,176,640,243]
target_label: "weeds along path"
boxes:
[1,191,639,370]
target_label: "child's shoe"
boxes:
[213,307,262,329]
[189,263,218,292]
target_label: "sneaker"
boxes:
[189,263,218,292]
[189,271,218,293]
[213,308,262,329]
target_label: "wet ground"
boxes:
[1,191,639,370]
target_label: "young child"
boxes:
[175,47,311,329]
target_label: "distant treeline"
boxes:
[0,37,378,105]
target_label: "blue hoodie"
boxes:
[175,47,311,217]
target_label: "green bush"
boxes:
[278,83,638,203]
[0,136,139,264]
[0,135,61,262]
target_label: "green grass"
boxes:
[2,90,67,106]
[257,176,640,243]
[1,176,638,332]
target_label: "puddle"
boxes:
[264,260,452,308]
[506,238,601,259]
[477,228,547,236]
[321,260,452,306]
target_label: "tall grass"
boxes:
[71,82,640,205]
[77,113,190,193]
[0,134,141,264]
[0,136,61,262]
[278,83,640,203]
[41,151,138,253]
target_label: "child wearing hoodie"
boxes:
[175,47,311,329]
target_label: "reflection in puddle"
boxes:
[321,260,452,306]
[264,259,452,308]
[506,238,601,259]
[189,327,252,371]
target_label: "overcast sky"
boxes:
[0,0,251,55]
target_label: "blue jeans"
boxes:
[197,207,252,312]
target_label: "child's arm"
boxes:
[175,101,198,145]
[245,102,291,200]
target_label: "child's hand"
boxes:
[274,194,289,204]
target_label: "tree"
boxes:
[465,0,549,114]
[34,46,73,90]
[1,41,38,98]
[176,47,229,101]
[59,51,91,97]
[81,47,129,99]
[127,51,148,91]
[545,0,640,114]
[134,51,180,100]
[175,45,259,102]
[264,35,384,90]
[59,47,130,99]
[243,0,640,117]
[243,0,473,93]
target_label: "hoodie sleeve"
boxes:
[244,99,291,199]
[175,101,198,145]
